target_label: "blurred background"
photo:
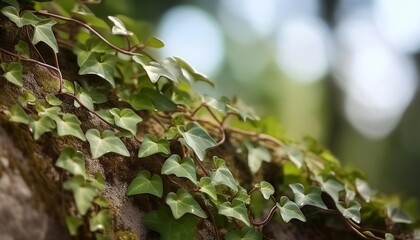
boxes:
[93,0,420,200]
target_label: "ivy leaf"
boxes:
[65,215,83,236]
[143,206,199,240]
[141,88,177,111]
[63,175,97,215]
[32,19,58,53]
[385,233,395,240]
[210,157,238,192]
[89,173,107,191]
[29,116,56,140]
[89,209,111,232]
[79,52,117,87]
[224,227,263,240]
[284,144,304,169]
[256,181,275,200]
[37,106,62,120]
[138,134,170,158]
[386,205,413,224]
[15,40,29,58]
[2,0,20,11]
[1,6,26,27]
[276,196,306,223]
[345,183,356,202]
[245,142,271,173]
[95,109,115,125]
[235,186,251,204]
[45,94,62,106]
[1,62,23,87]
[318,177,344,203]
[132,55,176,83]
[202,95,227,114]
[161,154,197,184]
[166,189,206,219]
[93,196,111,208]
[145,37,165,48]
[289,183,327,209]
[355,178,373,203]
[74,38,114,67]
[108,16,133,36]
[55,147,87,178]
[218,199,250,227]
[126,170,163,197]
[55,114,86,141]
[178,122,216,161]
[336,200,362,224]
[226,99,259,121]
[109,108,142,135]
[85,129,130,159]
[174,57,214,86]
[8,104,29,124]
[197,177,217,201]
[74,82,94,110]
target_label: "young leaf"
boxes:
[197,177,217,201]
[29,116,56,140]
[37,106,62,120]
[245,142,271,173]
[138,134,170,158]
[45,94,62,106]
[143,206,199,240]
[276,196,306,223]
[336,200,362,224]
[55,147,87,178]
[95,109,115,125]
[126,170,163,197]
[178,122,217,161]
[109,108,142,135]
[202,95,227,114]
[355,178,373,203]
[74,82,94,110]
[385,233,395,240]
[235,186,251,204]
[89,173,107,191]
[161,154,197,184]
[284,144,304,169]
[79,53,117,87]
[74,38,114,67]
[65,215,83,236]
[132,55,176,83]
[146,37,165,48]
[256,181,275,200]
[32,19,58,53]
[319,177,344,203]
[289,183,327,209]
[108,16,133,36]
[386,205,413,224]
[166,189,207,219]
[8,104,29,124]
[15,40,29,58]
[1,6,26,27]
[224,227,263,240]
[218,199,250,227]
[89,209,111,232]
[63,175,97,215]
[85,129,130,159]
[55,114,86,141]
[210,157,238,192]
[1,62,23,87]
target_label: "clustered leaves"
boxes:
[0,0,417,240]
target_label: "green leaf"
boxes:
[2,0,20,10]
[202,95,227,114]
[132,55,177,83]
[161,154,197,184]
[96,109,115,125]
[18,90,36,107]
[276,196,306,223]
[108,16,133,36]
[45,94,62,106]
[1,62,23,87]
[79,52,117,87]
[89,209,111,232]
[318,177,344,203]
[89,172,107,191]
[197,177,217,201]
[345,183,356,202]
[284,144,304,169]
[245,142,271,173]
[65,215,83,236]
[1,6,26,27]
[15,40,29,58]
[256,181,275,200]
[226,99,259,121]
[85,129,130,158]
[141,88,177,111]
[63,175,97,215]
[386,205,413,224]
[126,170,163,197]
[109,108,142,135]
[74,38,114,67]
[55,114,86,141]
[218,199,250,227]
[32,19,58,53]
[8,104,29,124]
[138,134,170,158]
[235,186,251,204]
[72,8,109,29]
[74,82,94,110]
[336,200,361,223]
[145,37,165,48]
[55,147,87,178]
[385,233,395,240]
[166,189,206,219]
[37,106,62,120]
[174,57,214,86]
[178,122,217,161]
[93,196,111,208]
[289,183,327,209]
[355,178,373,203]
[210,157,238,192]
[143,206,199,240]
[29,116,55,140]
[224,227,263,240]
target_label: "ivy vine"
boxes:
[0,0,417,239]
